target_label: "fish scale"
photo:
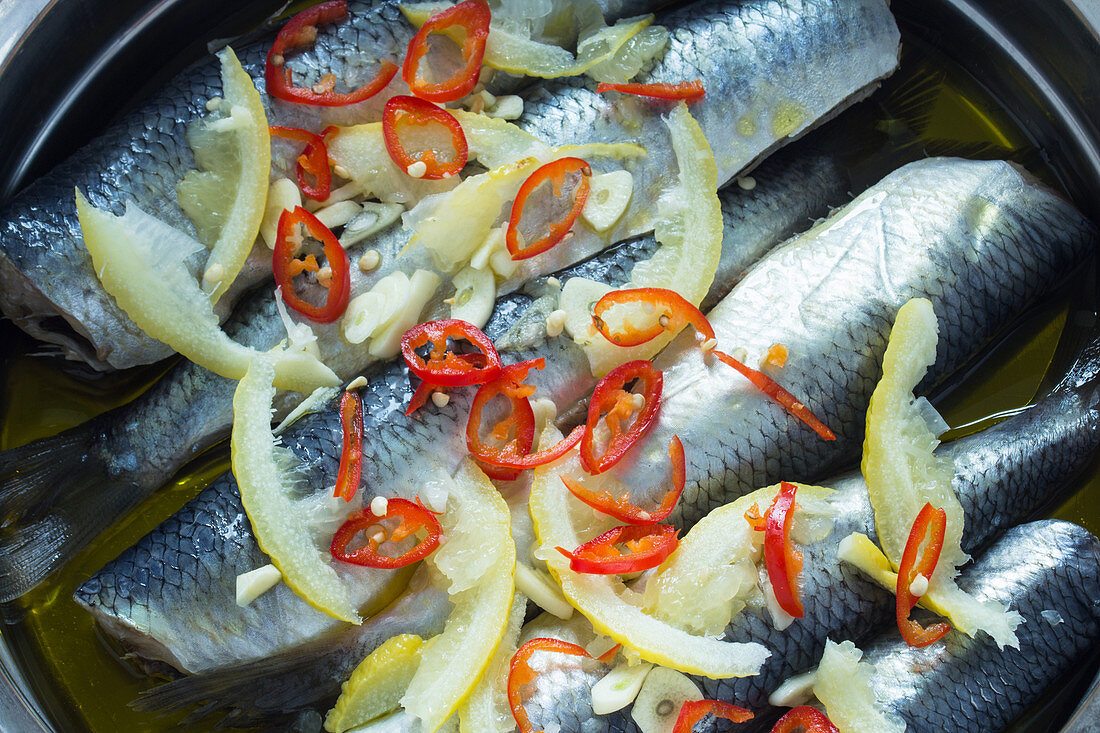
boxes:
[864,521,1100,733]
[530,335,1100,732]
[604,158,1096,528]
[0,0,896,603]
[77,157,1095,728]
[75,145,853,675]
[0,0,666,372]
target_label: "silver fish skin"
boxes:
[519,335,1100,731]
[73,144,851,674]
[0,0,667,372]
[135,571,452,729]
[858,520,1100,733]
[606,157,1096,529]
[1,0,899,602]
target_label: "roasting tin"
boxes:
[0,0,1098,730]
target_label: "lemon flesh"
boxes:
[813,640,905,733]
[400,460,515,732]
[861,297,1019,647]
[529,435,769,678]
[325,635,425,733]
[76,191,338,393]
[177,47,270,303]
[232,355,358,623]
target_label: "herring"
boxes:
[74,157,1094,727]
[0,0,901,601]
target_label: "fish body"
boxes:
[76,156,1094,720]
[859,520,1100,733]
[74,144,852,673]
[0,0,900,601]
[612,157,1096,527]
[520,336,1100,731]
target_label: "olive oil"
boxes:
[0,31,1096,733]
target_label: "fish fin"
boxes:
[0,428,144,601]
[132,627,355,725]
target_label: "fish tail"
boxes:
[0,426,143,601]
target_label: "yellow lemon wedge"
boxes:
[457,592,528,733]
[861,297,1020,648]
[176,47,270,303]
[76,191,339,393]
[231,354,358,623]
[528,431,769,679]
[560,103,722,376]
[400,460,515,732]
[813,640,906,733]
[324,635,425,733]
[644,483,835,637]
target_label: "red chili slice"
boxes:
[333,391,363,502]
[330,497,441,568]
[672,699,753,732]
[402,0,491,103]
[596,80,706,102]
[509,638,606,732]
[506,157,592,260]
[712,350,836,441]
[273,206,351,323]
[401,319,501,387]
[382,95,469,179]
[562,435,684,524]
[770,705,840,733]
[404,380,438,417]
[592,287,715,347]
[896,502,952,647]
[466,358,584,474]
[266,0,397,106]
[764,482,804,619]
[269,125,333,201]
[580,360,663,475]
[556,524,678,575]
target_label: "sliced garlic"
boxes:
[342,271,411,345]
[591,661,652,715]
[631,667,702,733]
[314,200,363,230]
[369,269,442,358]
[581,170,633,233]
[340,203,404,248]
[449,266,496,329]
[260,177,302,249]
[235,564,283,606]
[514,562,573,620]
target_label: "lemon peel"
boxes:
[861,297,1020,648]
[324,635,425,733]
[76,191,339,393]
[177,47,270,303]
[561,103,722,376]
[529,433,769,678]
[400,460,515,732]
[232,354,358,623]
[457,592,528,733]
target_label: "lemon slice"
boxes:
[561,103,722,376]
[862,297,1020,647]
[643,483,834,637]
[232,355,358,622]
[813,640,905,733]
[529,433,769,678]
[77,191,339,393]
[175,47,270,303]
[325,635,425,733]
[457,592,528,733]
[400,460,515,732]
